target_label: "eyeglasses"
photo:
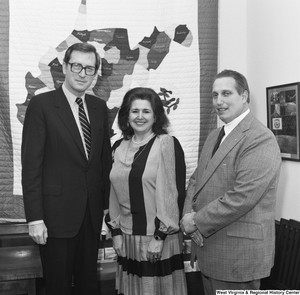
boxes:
[68,63,96,76]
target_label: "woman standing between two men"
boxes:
[106,87,188,294]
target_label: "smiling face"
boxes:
[62,50,97,97]
[128,99,155,138]
[212,77,249,124]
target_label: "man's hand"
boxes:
[189,230,204,247]
[112,235,125,257]
[180,211,204,247]
[29,222,48,245]
[180,211,197,234]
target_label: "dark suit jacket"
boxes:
[21,87,111,238]
[184,112,281,282]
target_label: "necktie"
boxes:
[212,126,225,157]
[76,97,91,158]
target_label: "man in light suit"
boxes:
[180,70,281,293]
[22,43,111,295]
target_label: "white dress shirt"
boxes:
[62,84,90,159]
[221,108,250,144]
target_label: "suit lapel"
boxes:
[194,113,253,196]
[54,88,86,158]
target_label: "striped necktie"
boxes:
[76,97,91,158]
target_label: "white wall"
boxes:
[219,0,300,221]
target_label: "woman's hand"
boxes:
[147,238,164,263]
[112,235,124,257]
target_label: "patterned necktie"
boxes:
[212,126,225,157]
[76,97,91,158]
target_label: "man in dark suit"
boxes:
[21,43,111,295]
[180,70,281,293]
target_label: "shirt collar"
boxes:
[62,84,85,106]
[224,109,250,136]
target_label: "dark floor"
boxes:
[260,276,273,290]
[35,271,204,295]
[33,273,276,295]
[35,278,116,295]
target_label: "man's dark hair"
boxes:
[213,69,250,103]
[63,42,101,72]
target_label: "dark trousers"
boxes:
[201,274,260,295]
[40,205,100,295]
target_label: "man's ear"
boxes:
[62,62,67,75]
[242,90,249,102]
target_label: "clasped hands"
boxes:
[180,211,204,247]
[113,235,163,264]
[146,238,163,263]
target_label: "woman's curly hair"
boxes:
[118,87,169,140]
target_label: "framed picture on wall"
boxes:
[266,82,300,161]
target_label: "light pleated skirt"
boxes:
[115,232,188,295]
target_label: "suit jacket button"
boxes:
[192,197,196,202]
